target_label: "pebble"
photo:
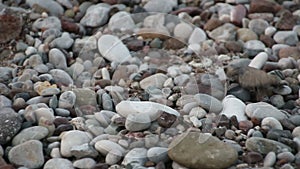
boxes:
[220,95,247,122]
[173,22,193,41]
[245,102,287,121]
[26,0,64,16]
[32,16,62,31]
[0,95,12,108]
[193,93,223,114]
[264,151,276,167]
[12,126,49,146]
[248,19,269,35]
[108,11,135,32]
[244,40,266,57]
[122,148,148,166]
[58,91,76,109]
[246,137,292,154]
[140,73,168,90]
[49,32,74,49]
[277,151,295,163]
[147,147,169,163]
[60,130,92,157]
[116,101,179,121]
[274,31,299,46]
[237,28,258,42]
[261,117,283,130]
[208,23,237,41]
[43,158,74,169]
[98,34,132,63]
[8,140,44,168]
[188,27,207,44]
[125,113,151,131]
[80,3,110,27]
[143,0,176,13]
[248,52,268,69]
[73,158,96,169]
[49,69,74,86]
[168,132,238,169]
[0,108,22,144]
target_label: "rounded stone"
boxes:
[264,151,276,167]
[0,108,22,145]
[43,158,73,169]
[125,113,151,132]
[12,126,49,146]
[95,140,125,156]
[122,148,148,166]
[193,94,223,114]
[49,48,67,70]
[73,158,96,169]
[168,132,238,169]
[174,23,193,41]
[274,31,299,46]
[59,91,76,109]
[220,95,247,122]
[246,137,292,155]
[8,140,44,169]
[261,117,283,130]
[147,147,168,163]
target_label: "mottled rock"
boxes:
[0,108,22,145]
[246,137,292,155]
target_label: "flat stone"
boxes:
[49,48,67,70]
[147,147,169,163]
[237,28,258,42]
[8,140,44,169]
[188,27,207,44]
[43,158,74,169]
[244,40,266,57]
[168,132,238,169]
[98,34,132,63]
[246,137,292,155]
[59,91,76,109]
[32,16,62,31]
[12,126,49,146]
[249,19,269,35]
[143,0,176,13]
[274,31,299,46]
[193,93,223,114]
[73,158,96,169]
[116,101,180,121]
[140,73,168,90]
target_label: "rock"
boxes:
[276,11,296,30]
[143,0,176,13]
[157,111,177,128]
[94,140,125,156]
[147,147,168,163]
[125,113,151,131]
[246,137,292,155]
[0,108,22,145]
[26,0,64,16]
[122,148,148,166]
[70,143,99,159]
[73,88,97,107]
[249,0,281,14]
[50,32,74,49]
[244,40,266,57]
[168,132,238,169]
[261,117,283,130]
[80,3,110,27]
[60,130,92,157]
[44,158,74,169]
[116,101,180,121]
[173,22,193,41]
[49,69,73,87]
[98,34,132,63]
[230,4,246,26]
[237,28,258,42]
[140,73,168,90]
[264,151,276,167]
[32,16,62,31]
[193,93,223,114]
[73,158,96,169]
[188,27,207,44]
[59,91,76,109]
[248,52,268,69]
[108,11,135,32]
[12,126,49,146]
[273,31,299,46]
[8,140,44,168]
[243,151,263,164]
[220,95,247,122]
[0,95,12,108]
[245,102,287,121]
[249,19,269,35]
[208,23,236,41]
[204,18,224,31]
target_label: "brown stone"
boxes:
[157,111,177,128]
[231,4,247,26]
[275,11,297,30]
[243,151,263,164]
[260,35,275,48]
[204,18,224,31]
[225,41,243,53]
[61,20,80,34]
[278,47,300,60]
[249,0,281,14]
[163,38,186,50]
[126,39,144,51]
[239,120,254,132]
[137,28,170,40]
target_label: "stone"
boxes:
[26,0,64,16]
[73,158,96,169]
[49,32,74,49]
[243,151,263,164]
[264,151,276,167]
[60,130,92,157]
[204,18,224,31]
[230,4,246,26]
[49,69,73,87]
[173,22,193,41]
[122,148,148,166]
[72,88,97,107]
[59,91,76,109]
[245,102,287,121]
[168,132,238,169]
[140,73,168,90]
[0,108,22,145]
[70,143,99,159]
[0,95,11,108]
[188,27,207,44]
[43,158,74,169]
[8,140,44,168]
[157,111,177,128]
[32,16,62,31]
[220,95,247,122]
[116,101,180,121]
[249,19,269,35]
[246,137,292,155]
[94,140,125,156]
[12,126,49,146]
[193,93,223,114]
[208,23,236,41]
[125,113,151,131]
[143,0,176,13]
[261,117,283,130]
[147,147,168,163]
[108,11,135,32]
[273,31,299,46]
[276,11,297,30]
[98,34,132,63]
[249,0,281,14]
[80,3,110,27]
[244,40,266,57]
[248,52,268,69]
[237,28,258,42]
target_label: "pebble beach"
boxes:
[1,0,300,169]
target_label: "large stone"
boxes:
[8,140,44,168]
[168,132,238,169]
[0,108,22,145]
[12,126,49,146]
[246,137,292,155]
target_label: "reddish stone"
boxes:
[260,35,275,48]
[249,0,281,14]
[0,8,23,43]
[203,18,224,31]
[230,4,247,26]
[278,47,300,59]
[243,151,263,164]
[163,38,186,50]
[61,20,80,34]
[102,0,118,5]
[239,120,253,132]
[275,10,297,30]
[157,111,177,128]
